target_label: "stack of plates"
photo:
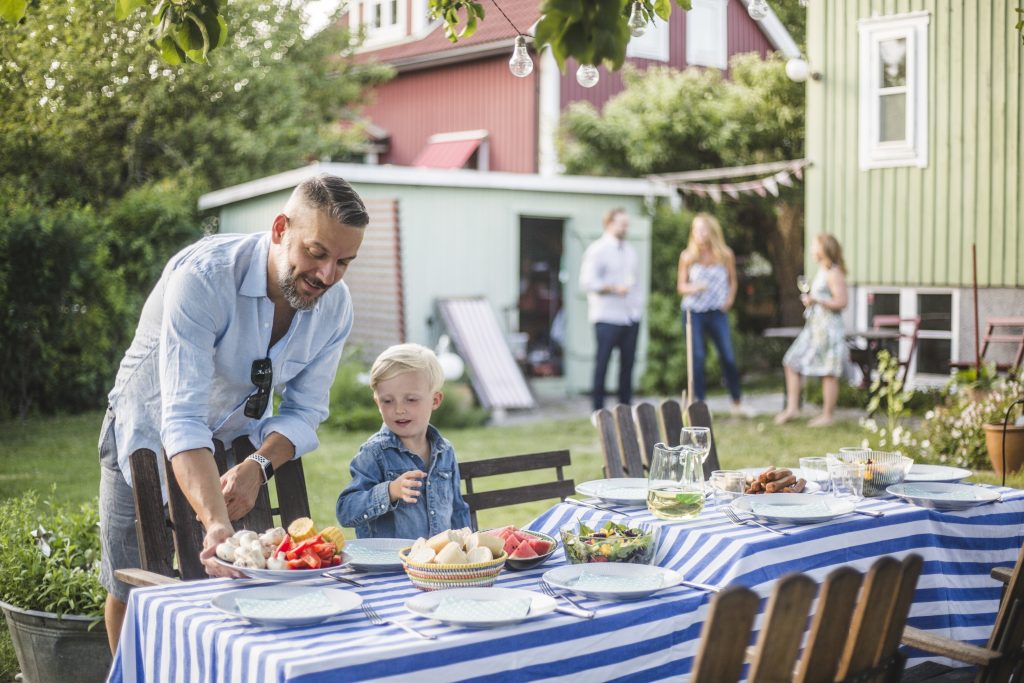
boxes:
[886,482,999,510]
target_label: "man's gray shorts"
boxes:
[98,409,143,603]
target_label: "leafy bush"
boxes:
[0,491,106,617]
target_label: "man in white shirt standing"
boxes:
[578,208,645,412]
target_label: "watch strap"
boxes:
[245,452,274,484]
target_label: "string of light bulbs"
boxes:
[505,0,781,86]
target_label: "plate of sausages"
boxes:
[738,467,821,495]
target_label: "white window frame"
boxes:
[627,9,670,62]
[858,11,929,170]
[352,0,406,46]
[685,0,727,69]
[855,286,959,387]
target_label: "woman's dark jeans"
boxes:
[682,309,742,402]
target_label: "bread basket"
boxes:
[399,547,507,591]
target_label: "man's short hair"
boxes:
[603,207,626,226]
[294,174,370,228]
[370,343,445,393]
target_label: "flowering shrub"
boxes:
[859,351,920,454]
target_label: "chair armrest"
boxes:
[901,626,1000,667]
[114,568,181,588]
[992,566,1013,585]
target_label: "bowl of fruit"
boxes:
[399,528,507,591]
[486,526,558,571]
[560,520,658,565]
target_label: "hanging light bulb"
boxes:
[627,2,647,37]
[576,63,599,88]
[508,35,533,77]
[747,0,770,21]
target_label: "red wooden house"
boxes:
[347,0,800,174]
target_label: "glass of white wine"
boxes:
[679,427,712,464]
[647,443,705,520]
[797,275,810,294]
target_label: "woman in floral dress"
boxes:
[775,234,849,427]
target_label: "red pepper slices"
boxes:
[274,534,342,570]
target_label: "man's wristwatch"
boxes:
[245,453,274,484]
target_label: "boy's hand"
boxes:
[389,470,427,504]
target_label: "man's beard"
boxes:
[275,235,323,311]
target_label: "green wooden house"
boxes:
[805,0,1023,385]
[198,163,668,401]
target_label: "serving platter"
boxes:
[213,557,330,581]
[736,468,822,494]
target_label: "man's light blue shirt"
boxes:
[106,232,353,487]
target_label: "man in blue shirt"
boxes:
[98,173,368,651]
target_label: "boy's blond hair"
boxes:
[370,343,445,393]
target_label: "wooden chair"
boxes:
[458,450,575,530]
[950,317,1024,374]
[114,437,311,588]
[595,399,686,478]
[691,553,924,683]
[873,315,923,383]
[899,541,1024,682]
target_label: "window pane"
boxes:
[879,38,907,87]
[918,293,952,331]
[390,0,398,25]
[867,292,900,323]
[880,93,907,142]
[916,338,952,375]
[374,2,382,27]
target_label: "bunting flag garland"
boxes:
[648,159,811,205]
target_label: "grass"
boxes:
[2,406,1020,680]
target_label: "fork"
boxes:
[325,571,364,588]
[361,601,436,640]
[564,497,631,516]
[724,507,789,536]
[539,583,595,619]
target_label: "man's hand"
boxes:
[220,460,262,521]
[388,470,427,504]
[200,522,245,578]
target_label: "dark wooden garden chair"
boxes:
[949,317,1024,375]
[685,400,722,478]
[458,450,575,530]
[113,437,311,588]
[691,553,924,683]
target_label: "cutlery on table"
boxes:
[724,507,789,536]
[678,579,722,593]
[565,497,630,515]
[851,508,885,518]
[538,582,595,619]
[325,571,364,587]
[361,602,436,640]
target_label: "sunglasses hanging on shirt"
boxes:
[244,357,273,418]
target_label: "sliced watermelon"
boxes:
[511,530,533,544]
[490,526,515,540]
[528,538,552,555]
[502,536,521,555]
[510,541,539,559]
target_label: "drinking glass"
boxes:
[799,456,830,493]
[647,442,705,520]
[709,470,746,507]
[679,427,712,464]
[797,275,810,294]
[829,459,865,501]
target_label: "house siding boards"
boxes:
[363,56,537,172]
[806,0,1023,289]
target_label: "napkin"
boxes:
[574,570,663,592]
[432,596,532,622]
[750,500,831,517]
[346,546,400,563]
[234,590,336,620]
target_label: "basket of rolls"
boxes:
[399,527,507,591]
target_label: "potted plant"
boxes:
[0,490,111,683]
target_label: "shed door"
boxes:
[518,217,566,378]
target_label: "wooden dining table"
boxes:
[107,485,1024,682]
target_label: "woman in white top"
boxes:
[775,233,849,427]
[677,213,746,414]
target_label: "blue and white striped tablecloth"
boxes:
[108,488,1024,683]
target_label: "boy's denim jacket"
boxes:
[336,424,472,538]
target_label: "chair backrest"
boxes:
[128,438,312,581]
[685,400,722,478]
[458,450,575,530]
[691,554,923,683]
[594,400,687,478]
[982,317,1024,371]
[982,541,1024,682]
[872,315,922,382]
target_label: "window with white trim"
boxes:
[858,287,958,385]
[627,9,670,62]
[685,0,727,69]
[858,12,929,169]
[353,0,405,45]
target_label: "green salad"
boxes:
[560,521,657,564]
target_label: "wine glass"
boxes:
[797,275,810,294]
[679,427,712,464]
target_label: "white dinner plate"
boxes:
[211,585,362,627]
[886,482,1000,510]
[405,587,556,628]
[340,538,415,572]
[732,493,854,524]
[213,556,330,581]
[542,563,683,600]
[737,468,822,494]
[904,464,973,484]
[575,478,649,505]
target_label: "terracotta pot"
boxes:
[984,423,1024,476]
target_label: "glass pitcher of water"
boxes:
[647,442,705,520]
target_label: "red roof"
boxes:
[357,0,538,64]
[411,138,482,169]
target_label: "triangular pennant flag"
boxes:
[763,176,779,196]
[722,183,739,199]
[752,182,767,198]
[707,186,722,203]
[775,171,794,187]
